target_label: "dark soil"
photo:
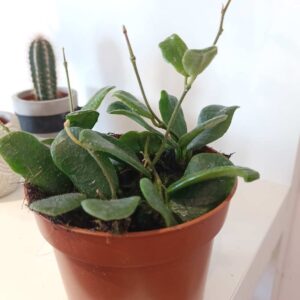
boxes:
[0,117,8,124]
[21,91,67,101]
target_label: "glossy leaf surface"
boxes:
[107,101,161,135]
[159,34,188,76]
[51,128,118,199]
[0,131,72,194]
[168,153,259,193]
[81,197,140,221]
[82,86,114,111]
[113,90,151,118]
[66,110,99,129]
[178,115,227,148]
[182,46,217,78]
[169,153,236,221]
[30,193,86,216]
[140,178,177,227]
[187,105,239,151]
[159,90,187,138]
[79,129,151,177]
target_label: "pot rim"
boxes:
[14,87,76,104]
[36,181,237,239]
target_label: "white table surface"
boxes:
[0,179,289,300]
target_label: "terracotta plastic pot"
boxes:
[34,184,236,300]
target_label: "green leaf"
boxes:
[159,90,187,138]
[169,153,235,222]
[159,34,188,76]
[81,197,140,221]
[140,178,178,227]
[182,46,217,78]
[30,193,86,217]
[0,131,72,195]
[79,129,151,177]
[82,86,115,111]
[41,138,54,146]
[179,115,227,148]
[113,90,152,118]
[66,110,99,129]
[168,154,259,194]
[107,101,161,135]
[118,131,164,155]
[187,105,239,151]
[51,128,118,199]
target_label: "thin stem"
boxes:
[62,48,74,113]
[143,135,165,199]
[64,120,81,146]
[213,0,232,45]
[122,25,163,127]
[152,85,191,165]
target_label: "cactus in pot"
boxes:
[29,37,57,101]
[12,36,78,136]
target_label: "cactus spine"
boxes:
[29,37,57,101]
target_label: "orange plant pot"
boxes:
[35,185,236,300]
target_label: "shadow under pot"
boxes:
[12,87,78,138]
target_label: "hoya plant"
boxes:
[0,1,259,232]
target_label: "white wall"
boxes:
[0,0,299,185]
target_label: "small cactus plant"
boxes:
[29,37,57,101]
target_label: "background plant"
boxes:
[0,0,259,232]
[29,37,57,100]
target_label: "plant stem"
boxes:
[213,0,233,45]
[64,120,116,199]
[122,26,163,127]
[62,48,74,113]
[152,84,191,165]
[143,135,165,199]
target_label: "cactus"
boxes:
[29,37,57,101]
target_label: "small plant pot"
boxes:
[0,112,20,197]
[12,88,78,138]
[33,184,236,300]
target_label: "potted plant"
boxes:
[0,112,20,197]
[0,2,260,299]
[12,36,78,137]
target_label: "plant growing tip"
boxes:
[62,47,74,112]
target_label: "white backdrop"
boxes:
[0,0,299,185]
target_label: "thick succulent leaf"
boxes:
[188,105,239,151]
[81,197,140,221]
[118,131,164,155]
[140,178,177,227]
[159,90,187,138]
[178,115,227,148]
[159,34,188,76]
[82,86,115,111]
[168,153,259,194]
[169,153,235,221]
[30,193,86,217]
[113,90,152,118]
[51,128,118,199]
[182,46,217,78]
[107,101,161,135]
[79,129,151,177]
[66,110,99,129]
[0,131,72,194]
